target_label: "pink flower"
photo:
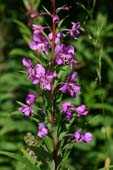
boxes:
[52,15,59,24]
[37,123,48,138]
[26,92,36,105]
[31,13,40,18]
[30,30,49,54]
[22,58,32,68]
[61,102,73,120]
[31,24,44,31]
[48,32,63,44]
[18,91,36,116]
[81,132,92,143]
[55,43,77,69]
[70,22,80,38]
[18,105,32,116]
[60,72,80,97]
[74,131,92,143]
[75,105,88,116]
[22,58,56,90]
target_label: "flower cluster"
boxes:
[22,58,56,90]
[74,131,92,143]
[55,44,77,69]
[61,102,88,121]
[30,30,49,54]
[60,72,80,97]
[18,4,92,160]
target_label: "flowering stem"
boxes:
[51,0,56,68]
[50,0,56,102]
[50,1,58,169]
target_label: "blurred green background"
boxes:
[0,0,113,169]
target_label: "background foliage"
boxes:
[0,0,113,169]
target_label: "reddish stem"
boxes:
[51,0,56,68]
[50,1,58,169]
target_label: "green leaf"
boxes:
[14,20,31,35]
[0,151,21,161]
[9,49,29,57]
[43,136,53,153]
[42,6,51,16]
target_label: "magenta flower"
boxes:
[81,132,92,143]
[28,64,56,90]
[18,91,37,116]
[74,131,92,143]
[67,72,78,81]
[31,13,41,19]
[75,105,88,116]
[22,58,56,90]
[60,72,80,97]
[35,64,56,90]
[30,30,49,54]
[55,43,77,69]
[37,123,48,138]
[26,92,36,105]
[48,32,63,44]
[22,58,37,83]
[22,58,32,68]
[35,64,45,78]
[70,22,80,38]
[27,67,38,84]
[18,105,32,116]
[31,24,44,31]
[52,15,59,24]
[74,131,82,142]
[61,102,73,120]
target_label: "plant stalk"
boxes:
[51,0,56,68]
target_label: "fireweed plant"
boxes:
[18,1,92,169]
